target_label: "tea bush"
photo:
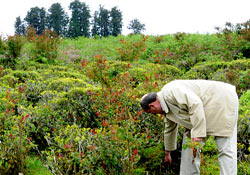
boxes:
[237,90,250,171]
[0,35,25,69]
[0,89,36,175]
[29,29,60,62]
[42,123,144,174]
[239,90,250,115]
[0,36,5,55]
[117,36,147,61]
[0,27,250,174]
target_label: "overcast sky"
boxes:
[0,0,249,36]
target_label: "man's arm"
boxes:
[164,117,178,151]
[170,88,207,138]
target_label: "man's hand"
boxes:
[192,137,203,142]
[164,151,172,164]
[191,137,203,159]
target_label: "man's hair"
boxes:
[140,92,157,110]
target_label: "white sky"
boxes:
[0,0,249,36]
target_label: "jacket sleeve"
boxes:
[164,117,178,151]
[170,88,207,138]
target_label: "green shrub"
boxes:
[116,36,147,61]
[239,90,250,115]
[0,36,5,55]
[237,90,250,165]
[54,87,100,128]
[5,35,24,59]
[183,59,250,94]
[11,70,39,83]
[237,112,250,164]
[126,63,182,83]
[0,89,35,174]
[30,29,60,62]
[42,123,142,175]
[184,59,250,79]
[0,75,18,88]
[0,35,25,69]
[45,78,91,92]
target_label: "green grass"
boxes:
[26,156,52,175]
[200,155,220,175]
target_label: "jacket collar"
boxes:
[157,91,169,113]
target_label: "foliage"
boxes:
[0,89,36,174]
[26,155,53,175]
[29,29,60,62]
[0,36,5,55]
[14,16,26,36]
[96,6,110,37]
[24,7,47,35]
[117,36,147,61]
[237,90,250,164]
[239,90,250,115]
[127,18,146,34]
[1,21,250,174]
[0,35,25,69]
[183,59,250,94]
[68,0,91,38]
[110,7,123,36]
[47,3,69,37]
[42,122,143,174]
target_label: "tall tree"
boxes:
[127,18,146,34]
[14,16,26,35]
[98,6,110,37]
[91,6,111,37]
[47,3,69,37]
[110,7,123,36]
[91,11,100,37]
[68,0,91,38]
[24,7,47,35]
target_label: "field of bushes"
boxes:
[0,24,249,174]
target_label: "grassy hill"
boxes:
[0,30,249,174]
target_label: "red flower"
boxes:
[137,110,143,116]
[153,82,158,88]
[133,149,138,155]
[20,116,25,124]
[58,154,63,159]
[102,119,108,127]
[25,114,30,118]
[18,86,24,93]
[111,129,116,135]
[88,145,96,150]
[81,59,87,67]
[79,152,84,157]
[91,129,97,135]
[5,109,10,115]
[10,134,15,140]
[64,144,71,149]
[96,112,100,117]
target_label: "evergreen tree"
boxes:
[91,11,100,37]
[98,6,110,37]
[14,16,26,35]
[24,7,47,35]
[68,0,91,38]
[127,18,146,34]
[91,6,112,37]
[110,7,123,36]
[48,3,69,37]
